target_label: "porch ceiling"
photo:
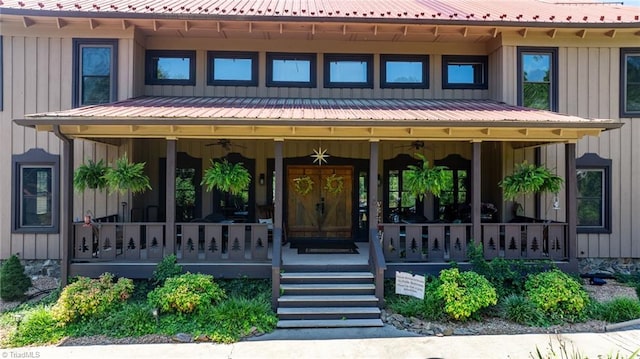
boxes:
[16,97,621,143]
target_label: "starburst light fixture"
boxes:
[311,147,330,165]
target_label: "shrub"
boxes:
[151,254,182,287]
[525,269,590,322]
[598,297,640,323]
[387,278,445,321]
[500,294,547,326]
[6,306,65,347]
[51,273,134,324]
[66,302,156,338]
[435,268,497,321]
[0,255,32,301]
[147,273,226,314]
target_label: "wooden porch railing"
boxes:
[379,222,568,263]
[72,222,271,262]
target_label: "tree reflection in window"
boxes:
[176,168,196,222]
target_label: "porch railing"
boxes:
[72,222,271,262]
[379,222,568,263]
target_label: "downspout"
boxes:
[53,125,73,286]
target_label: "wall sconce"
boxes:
[259,173,265,185]
[552,196,561,210]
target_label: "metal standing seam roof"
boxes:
[19,97,620,129]
[0,0,639,25]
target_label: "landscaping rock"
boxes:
[172,333,193,343]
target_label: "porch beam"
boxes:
[272,140,284,310]
[368,141,379,238]
[471,142,482,247]
[565,143,578,272]
[165,139,176,255]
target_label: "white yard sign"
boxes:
[395,271,425,299]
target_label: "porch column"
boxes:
[272,139,284,309]
[55,127,73,286]
[165,139,176,255]
[565,143,578,271]
[368,140,379,233]
[471,141,482,246]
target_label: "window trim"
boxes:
[441,55,488,90]
[266,52,317,88]
[620,48,640,117]
[517,47,559,112]
[12,149,60,234]
[323,53,374,89]
[576,153,611,234]
[380,54,429,89]
[72,38,118,108]
[207,51,259,87]
[145,50,196,86]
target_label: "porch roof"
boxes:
[17,96,621,142]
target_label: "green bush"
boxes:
[387,278,446,321]
[51,273,134,324]
[525,269,590,321]
[6,306,65,347]
[147,272,226,314]
[500,294,547,326]
[66,302,156,338]
[151,254,182,287]
[598,297,640,323]
[0,255,32,301]
[435,268,498,321]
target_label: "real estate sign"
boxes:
[395,271,425,299]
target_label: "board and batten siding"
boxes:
[0,33,136,260]
[496,42,639,259]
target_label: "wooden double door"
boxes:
[287,165,353,239]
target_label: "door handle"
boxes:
[316,197,325,216]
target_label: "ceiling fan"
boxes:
[204,139,246,151]
[394,140,428,151]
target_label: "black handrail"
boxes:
[369,228,387,307]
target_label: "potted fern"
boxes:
[499,161,563,200]
[73,159,108,192]
[103,153,152,194]
[201,159,251,196]
[404,153,449,200]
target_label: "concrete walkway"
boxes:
[2,326,639,359]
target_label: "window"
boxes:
[576,153,611,233]
[266,52,316,87]
[324,54,373,88]
[621,48,640,117]
[12,149,59,233]
[145,50,196,86]
[380,54,429,89]
[72,39,118,108]
[442,55,488,89]
[383,154,424,223]
[207,51,258,86]
[517,47,558,111]
[435,154,471,222]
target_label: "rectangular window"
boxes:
[442,55,488,89]
[12,149,59,233]
[73,39,118,108]
[145,50,196,86]
[380,54,429,89]
[621,48,640,117]
[517,47,558,111]
[207,51,258,86]
[324,54,373,88]
[576,153,611,234]
[266,52,316,87]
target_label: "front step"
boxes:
[277,319,384,328]
[279,283,375,295]
[278,294,379,307]
[277,306,381,320]
[281,271,374,284]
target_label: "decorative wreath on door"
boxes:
[324,174,344,195]
[293,175,314,196]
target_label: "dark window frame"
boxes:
[620,48,640,117]
[12,149,60,234]
[576,153,611,234]
[517,47,559,112]
[145,50,196,86]
[72,38,118,108]
[266,52,317,88]
[324,53,374,89]
[207,51,259,87]
[442,55,488,89]
[380,54,429,89]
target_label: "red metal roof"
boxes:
[1,0,639,25]
[21,97,618,128]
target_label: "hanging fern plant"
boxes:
[499,161,563,201]
[201,159,251,196]
[404,153,449,200]
[103,154,152,194]
[73,159,108,192]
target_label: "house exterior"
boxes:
[1,1,639,324]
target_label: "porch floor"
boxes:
[281,242,369,266]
